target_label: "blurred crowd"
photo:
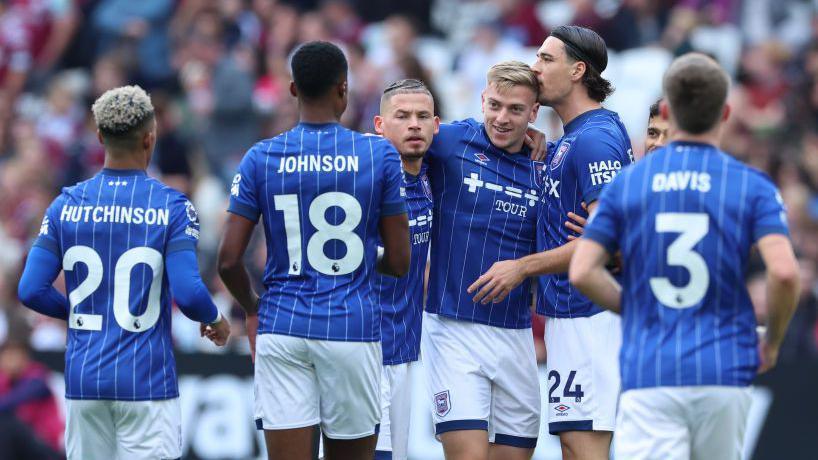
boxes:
[1,0,818,364]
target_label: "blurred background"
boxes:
[1,0,818,458]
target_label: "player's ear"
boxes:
[529,102,540,123]
[96,130,105,146]
[571,61,585,82]
[338,80,348,98]
[433,116,440,135]
[373,115,384,135]
[289,81,297,98]
[721,103,731,122]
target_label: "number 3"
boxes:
[649,212,709,309]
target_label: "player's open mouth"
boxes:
[493,126,512,134]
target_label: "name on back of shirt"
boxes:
[276,154,359,173]
[59,205,169,225]
[652,171,712,193]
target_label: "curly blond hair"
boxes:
[92,85,154,141]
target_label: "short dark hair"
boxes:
[550,25,613,102]
[291,41,348,99]
[649,98,662,119]
[380,79,434,111]
[663,53,729,134]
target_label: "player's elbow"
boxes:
[768,260,800,293]
[568,258,592,292]
[17,280,40,309]
[217,252,241,280]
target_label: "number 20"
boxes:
[63,246,163,332]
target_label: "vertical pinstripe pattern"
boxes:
[230,123,405,342]
[49,169,196,400]
[424,119,539,329]
[375,170,432,365]
[583,141,789,391]
[537,108,633,319]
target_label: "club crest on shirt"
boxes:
[421,174,432,200]
[551,141,571,170]
[533,161,545,189]
[434,390,451,417]
[473,152,490,166]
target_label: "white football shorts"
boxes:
[254,333,381,439]
[544,310,621,434]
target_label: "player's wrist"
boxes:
[207,311,224,326]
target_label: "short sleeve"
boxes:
[166,195,201,254]
[380,143,407,217]
[227,148,261,222]
[572,130,630,205]
[582,173,625,254]
[32,195,65,256]
[751,174,789,242]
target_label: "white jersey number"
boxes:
[64,246,163,332]
[649,212,710,309]
[274,192,364,276]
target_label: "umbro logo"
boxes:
[473,152,490,166]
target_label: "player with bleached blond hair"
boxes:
[18,85,230,460]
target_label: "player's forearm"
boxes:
[166,250,220,324]
[17,247,69,320]
[519,239,578,278]
[764,269,800,348]
[569,265,621,312]
[218,261,259,316]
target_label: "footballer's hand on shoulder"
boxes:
[467,259,526,305]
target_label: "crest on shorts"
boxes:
[550,141,571,170]
[434,390,451,417]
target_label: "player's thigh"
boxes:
[311,339,381,440]
[264,426,320,460]
[65,399,117,460]
[614,388,690,460]
[254,333,320,431]
[420,313,492,436]
[376,362,413,460]
[113,398,182,460]
[544,312,620,436]
[689,386,752,460]
[439,429,489,460]
[489,327,540,450]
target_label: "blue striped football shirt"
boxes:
[537,108,633,318]
[375,169,433,365]
[33,169,201,400]
[228,122,407,342]
[425,119,541,329]
[583,141,789,391]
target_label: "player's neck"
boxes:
[553,93,602,126]
[401,157,422,176]
[103,154,147,171]
[298,102,341,125]
[671,129,720,148]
